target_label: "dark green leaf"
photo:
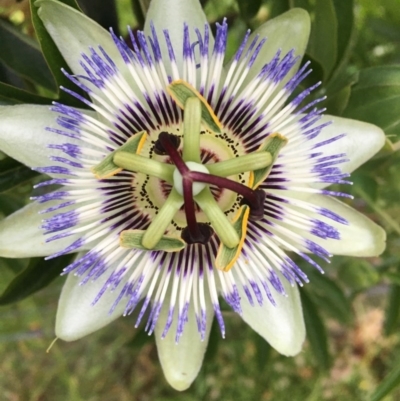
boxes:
[0,19,55,91]
[237,0,262,21]
[130,0,145,27]
[332,0,354,71]
[268,0,290,18]
[0,158,40,193]
[338,260,380,291]
[324,84,351,115]
[0,81,53,104]
[300,289,331,371]
[351,173,379,202]
[297,54,325,90]
[384,284,400,336]
[252,330,272,371]
[124,326,152,349]
[78,0,120,34]
[322,66,357,115]
[304,269,352,324]
[0,59,27,90]
[289,0,310,10]
[0,193,26,216]
[0,254,74,305]
[369,355,400,401]
[29,0,86,107]
[307,0,338,81]
[343,65,400,141]
[203,320,221,363]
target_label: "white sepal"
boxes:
[234,268,305,356]
[154,297,214,391]
[0,105,90,173]
[144,0,214,73]
[56,268,126,341]
[0,200,87,258]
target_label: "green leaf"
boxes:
[384,284,400,336]
[306,0,338,80]
[0,158,40,193]
[338,259,380,291]
[323,84,351,115]
[124,327,152,349]
[0,19,55,91]
[203,319,221,363]
[237,0,262,21]
[130,0,145,27]
[252,330,272,371]
[79,0,120,33]
[300,288,331,371]
[323,67,357,116]
[268,0,290,18]
[0,254,74,305]
[29,0,86,107]
[304,269,353,324]
[331,0,354,72]
[343,65,400,141]
[0,193,26,216]
[0,81,53,104]
[351,172,379,201]
[369,355,400,401]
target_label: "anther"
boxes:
[154,132,181,155]
[181,223,214,245]
[240,189,266,220]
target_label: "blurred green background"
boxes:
[1,0,400,400]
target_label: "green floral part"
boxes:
[91,131,147,179]
[167,80,222,134]
[120,230,186,252]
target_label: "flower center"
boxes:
[173,162,209,196]
[91,80,287,270]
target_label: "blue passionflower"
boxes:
[0,0,385,391]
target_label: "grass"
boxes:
[1,275,399,401]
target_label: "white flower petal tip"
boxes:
[305,195,386,257]
[241,8,311,87]
[0,200,86,258]
[256,8,311,54]
[56,271,126,341]
[36,0,124,78]
[314,115,386,176]
[144,0,213,73]
[155,301,214,391]
[0,105,81,170]
[236,271,305,356]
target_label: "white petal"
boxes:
[235,269,305,356]
[56,270,126,341]
[154,298,213,391]
[144,0,213,71]
[0,199,87,258]
[294,194,386,257]
[240,8,311,88]
[312,115,385,177]
[0,104,89,170]
[37,0,125,78]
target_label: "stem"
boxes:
[195,189,240,248]
[141,189,184,249]
[182,97,202,163]
[207,152,272,177]
[114,151,174,183]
